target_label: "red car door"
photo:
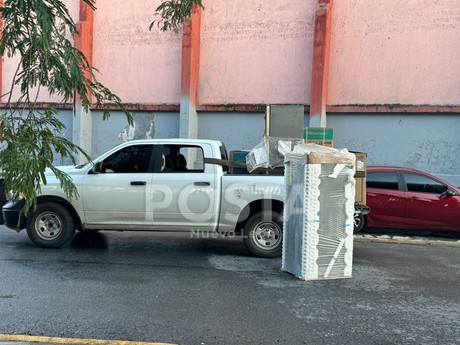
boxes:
[366,171,406,228]
[402,172,460,230]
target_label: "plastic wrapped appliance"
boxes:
[245,136,303,173]
[282,144,356,280]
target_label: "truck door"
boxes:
[81,144,154,229]
[150,144,219,231]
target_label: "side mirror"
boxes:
[441,189,457,198]
[91,162,103,174]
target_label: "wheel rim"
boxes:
[354,213,363,232]
[252,221,282,250]
[354,213,361,228]
[34,211,62,241]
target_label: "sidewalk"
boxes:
[355,232,460,247]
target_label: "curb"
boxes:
[0,335,175,345]
[354,234,460,247]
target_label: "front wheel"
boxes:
[26,202,76,248]
[353,212,365,234]
[243,211,283,258]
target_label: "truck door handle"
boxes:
[194,181,210,186]
[131,181,147,186]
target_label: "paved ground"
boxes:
[0,227,459,345]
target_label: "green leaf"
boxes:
[0,0,130,212]
[151,0,204,32]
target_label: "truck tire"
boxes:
[243,211,283,258]
[26,202,75,248]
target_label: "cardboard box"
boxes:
[355,176,366,205]
[352,152,367,178]
[351,151,367,204]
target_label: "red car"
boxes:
[362,166,460,233]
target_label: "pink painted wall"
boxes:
[328,0,460,106]
[1,0,79,103]
[2,1,460,107]
[92,0,182,104]
[199,0,315,105]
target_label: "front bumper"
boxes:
[2,199,27,231]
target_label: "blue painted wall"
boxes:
[328,114,460,186]
[57,109,460,187]
[198,112,266,152]
[90,111,180,157]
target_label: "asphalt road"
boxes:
[0,227,459,345]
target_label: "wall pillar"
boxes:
[0,0,4,141]
[309,0,333,127]
[180,6,202,139]
[0,0,3,105]
[73,0,94,162]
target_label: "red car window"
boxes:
[367,172,399,190]
[403,173,448,194]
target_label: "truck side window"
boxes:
[102,145,153,173]
[161,145,204,173]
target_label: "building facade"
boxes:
[1,0,459,184]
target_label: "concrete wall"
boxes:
[48,110,75,166]
[90,111,180,157]
[199,0,315,104]
[3,1,460,106]
[1,0,80,103]
[59,108,460,188]
[329,0,460,106]
[92,0,182,103]
[198,112,266,151]
[88,111,265,156]
[328,114,460,186]
[2,1,459,183]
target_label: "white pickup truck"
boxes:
[2,139,285,257]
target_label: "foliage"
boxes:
[150,0,204,32]
[0,0,131,212]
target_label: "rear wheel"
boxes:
[243,211,283,258]
[26,202,75,248]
